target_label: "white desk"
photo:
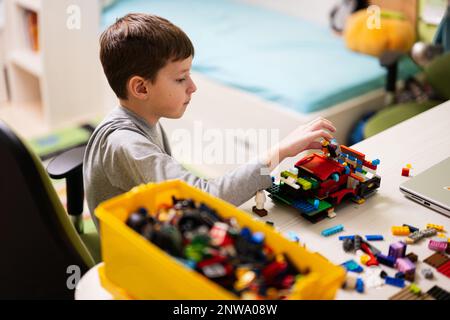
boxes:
[76,100,450,300]
[240,99,450,299]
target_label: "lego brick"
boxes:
[339,235,355,240]
[340,145,365,161]
[389,242,407,259]
[321,224,344,237]
[295,153,345,181]
[389,286,434,300]
[437,260,450,278]
[405,252,418,263]
[385,276,405,288]
[426,223,444,232]
[365,235,384,241]
[423,252,449,268]
[341,259,363,273]
[362,160,377,170]
[375,253,396,267]
[403,224,419,233]
[391,226,410,236]
[401,168,410,177]
[428,239,448,252]
[395,258,415,275]
[426,285,450,301]
[297,177,312,190]
[291,199,316,214]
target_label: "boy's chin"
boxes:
[166,109,186,119]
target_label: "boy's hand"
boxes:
[264,117,336,171]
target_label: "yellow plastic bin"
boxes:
[95,180,345,300]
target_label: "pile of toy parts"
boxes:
[126,196,310,300]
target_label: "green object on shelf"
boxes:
[425,53,450,99]
[29,126,91,158]
[364,100,441,138]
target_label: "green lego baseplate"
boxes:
[267,182,333,222]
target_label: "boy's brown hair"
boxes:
[100,13,194,99]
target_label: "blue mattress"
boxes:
[102,0,419,113]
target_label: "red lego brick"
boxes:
[437,260,450,278]
[329,188,357,205]
[295,153,344,181]
[340,145,365,160]
[363,160,377,170]
[402,168,410,177]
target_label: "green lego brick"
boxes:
[304,176,319,189]
[270,193,293,206]
[301,198,333,217]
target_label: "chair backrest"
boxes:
[0,121,95,299]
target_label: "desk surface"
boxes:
[76,100,450,300]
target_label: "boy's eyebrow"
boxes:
[178,68,190,74]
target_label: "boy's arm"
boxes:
[104,130,272,206]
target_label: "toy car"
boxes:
[267,139,381,223]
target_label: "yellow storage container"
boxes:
[95,180,345,300]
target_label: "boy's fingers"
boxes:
[306,141,323,150]
[308,129,333,141]
[308,119,336,133]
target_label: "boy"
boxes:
[84,14,336,224]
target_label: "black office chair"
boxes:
[0,120,100,299]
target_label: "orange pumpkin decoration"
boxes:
[344,9,415,57]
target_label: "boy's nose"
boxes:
[188,79,197,94]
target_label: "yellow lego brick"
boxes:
[391,226,410,236]
[426,224,444,232]
[297,177,312,190]
[360,255,370,265]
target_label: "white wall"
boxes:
[240,0,338,26]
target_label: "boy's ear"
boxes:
[128,76,149,99]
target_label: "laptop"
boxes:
[400,157,450,217]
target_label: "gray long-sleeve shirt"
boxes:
[83,106,272,225]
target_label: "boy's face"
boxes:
[146,56,197,119]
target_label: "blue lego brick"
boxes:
[292,199,316,214]
[365,235,384,241]
[385,276,405,288]
[356,278,364,293]
[321,224,344,237]
[341,259,364,273]
[339,235,355,240]
[313,199,320,209]
[372,159,380,166]
[375,253,396,267]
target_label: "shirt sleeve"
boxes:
[103,129,273,206]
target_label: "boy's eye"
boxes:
[176,78,186,83]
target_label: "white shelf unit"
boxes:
[0,0,7,103]
[4,0,104,127]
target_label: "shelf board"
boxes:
[14,0,41,13]
[8,49,42,77]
